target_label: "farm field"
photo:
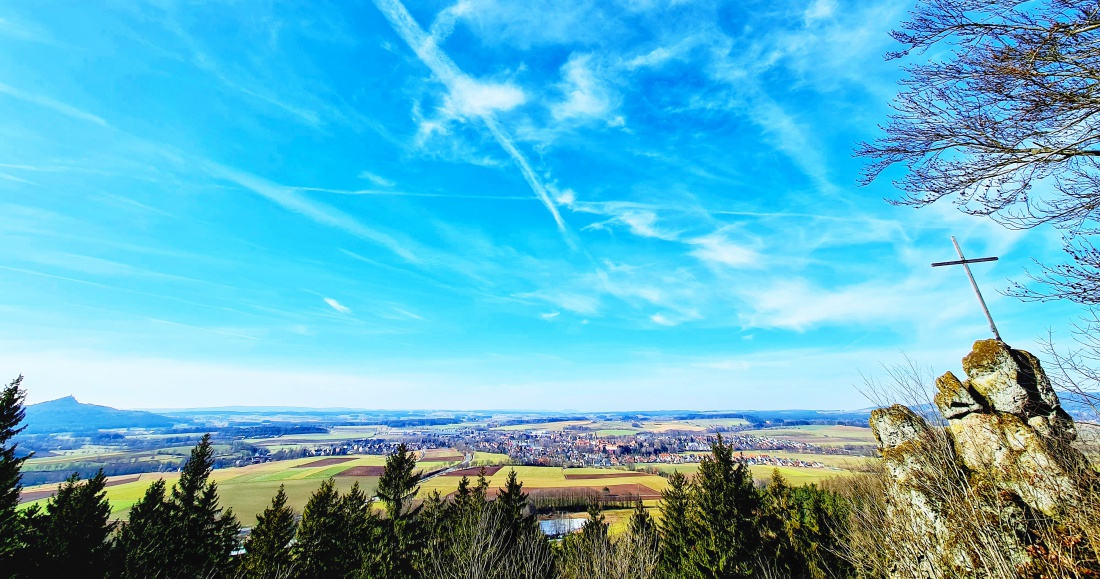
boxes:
[492,417,751,435]
[740,425,876,449]
[242,426,382,447]
[418,465,668,500]
[648,418,750,431]
[494,420,593,432]
[638,463,847,486]
[595,428,640,437]
[764,450,877,470]
[19,455,396,525]
[471,451,513,465]
[20,459,669,526]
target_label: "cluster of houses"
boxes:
[455,429,845,468]
[738,454,827,469]
[237,423,849,471]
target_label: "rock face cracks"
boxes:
[870,339,1093,577]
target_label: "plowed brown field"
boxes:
[336,466,385,476]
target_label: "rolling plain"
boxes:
[17,402,877,527]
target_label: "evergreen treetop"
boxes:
[0,375,29,562]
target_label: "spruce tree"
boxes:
[292,478,353,579]
[375,444,420,522]
[494,468,530,541]
[369,444,423,579]
[241,485,297,579]
[788,484,854,579]
[558,501,612,579]
[0,376,29,564]
[687,434,761,577]
[658,470,694,577]
[116,478,172,578]
[340,481,379,568]
[580,501,608,542]
[169,433,240,577]
[628,499,657,545]
[759,469,800,577]
[12,504,46,578]
[116,435,240,578]
[32,470,116,578]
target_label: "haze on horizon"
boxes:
[0,0,1081,411]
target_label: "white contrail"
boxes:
[207,162,419,262]
[372,0,569,234]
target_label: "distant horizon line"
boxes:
[27,395,879,415]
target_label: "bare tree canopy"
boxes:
[861,0,1100,414]
[858,0,1100,302]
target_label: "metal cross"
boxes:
[931,236,1002,341]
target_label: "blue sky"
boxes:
[0,0,1081,410]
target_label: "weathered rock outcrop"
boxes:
[870,339,1095,577]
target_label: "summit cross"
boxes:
[931,236,1002,341]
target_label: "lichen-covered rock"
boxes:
[948,411,1080,516]
[933,371,982,419]
[872,404,932,453]
[870,405,965,576]
[961,339,1075,441]
[872,339,1096,576]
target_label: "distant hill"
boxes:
[22,396,177,434]
[1058,392,1098,422]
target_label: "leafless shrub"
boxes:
[423,503,510,579]
[555,522,659,579]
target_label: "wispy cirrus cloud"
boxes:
[323,297,352,314]
[372,0,570,235]
[0,82,109,127]
[358,171,395,187]
[206,163,419,262]
[686,235,760,269]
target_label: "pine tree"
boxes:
[658,470,694,577]
[375,444,421,521]
[292,478,354,579]
[759,469,801,577]
[169,433,241,577]
[0,376,29,565]
[242,484,297,579]
[369,444,423,579]
[116,436,240,578]
[12,504,46,578]
[580,501,608,542]
[628,499,657,544]
[116,478,173,578]
[687,434,761,578]
[495,469,529,535]
[340,480,380,570]
[29,470,116,577]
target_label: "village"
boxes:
[243,425,852,471]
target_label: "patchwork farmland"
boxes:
[16,401,877,528]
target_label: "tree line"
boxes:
[0,376,854,579]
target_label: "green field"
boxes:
[471,452,513,465]
[418,465,668,499]
[20,456,391,526]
